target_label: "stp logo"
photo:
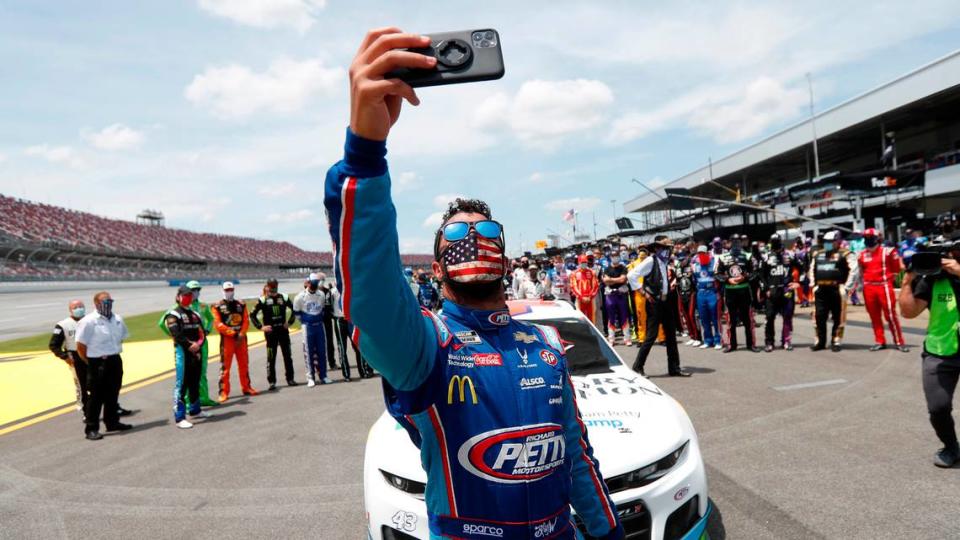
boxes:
[457,424,566,484]
[540,350,558,366]
[488,311,511,326]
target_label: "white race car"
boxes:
[364,300,711,540]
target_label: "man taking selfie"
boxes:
[323,28,623,540]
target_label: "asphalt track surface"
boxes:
[0,280,302,342]
[1,302,958,539]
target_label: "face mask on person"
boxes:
[520,260,529,269]
[864,236,878,248]
[698,252,711,265]
[610,256,621,265]
[730,241,742,254]
[308,280,319,291]
[657,248,670,261]
[771,240,782,251]
[579,262,588,270]
[224,290,235,301]
[178,295,193,308]
[823,241,834,252]
[191,289,201,302]
[71,307,86,319]
[97,299,113,318]
[565,261,576,270]
[439,230,506,299]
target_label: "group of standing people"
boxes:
[49,275,374,438]
[500,227,912,376]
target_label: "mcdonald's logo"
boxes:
[448,375,478,405]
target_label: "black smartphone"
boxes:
[386,29,505,88]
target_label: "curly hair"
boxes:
[433,198,494,257]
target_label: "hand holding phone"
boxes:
[385,29,505,88]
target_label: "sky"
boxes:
[2,1,960,255]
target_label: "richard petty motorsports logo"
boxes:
[457,423,566,484]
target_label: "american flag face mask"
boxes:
[439,229,507,283]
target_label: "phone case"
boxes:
[387,29,505,88]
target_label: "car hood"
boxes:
[370,365,692,483]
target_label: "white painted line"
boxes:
[772,379,848,391]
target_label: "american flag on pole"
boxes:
[563,209,576,223]
[445,237,504,282]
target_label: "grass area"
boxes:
[0,296,303,354]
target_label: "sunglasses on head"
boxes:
[440,220,503,243]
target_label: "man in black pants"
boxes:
[319,277,339,370]
[900,235,960,468]
[628,236,688,377]
[809,231,850,352]
[75,291,132,440]
[250,278,298,390]
[717,234,760,353]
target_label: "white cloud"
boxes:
[185,57,343,119]
[688,77,807,143]
[393,171,421,193]
[474,79,614,148]
[400,237,434,254]
[197,0,325,33]
[544,197,602,212]
[528,172,544,183]
[23,144,83,168]
[265,208,314,223]
[83,123,145,151]
[258,182,298,197]
[422,193,467,228]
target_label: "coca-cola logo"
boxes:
[457,424,565,484]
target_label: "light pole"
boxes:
[806,73,821,180]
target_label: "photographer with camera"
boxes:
[899,234,960,468]
[323,28,623,539]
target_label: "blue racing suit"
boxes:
[163,306,204,422]
[691,255,720,347]
[294,289,328,382]
[324,129,623,540]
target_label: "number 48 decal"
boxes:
[391,511,417,532]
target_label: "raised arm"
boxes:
[324,29,444,391]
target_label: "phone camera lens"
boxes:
[473,32,484,41]
[480,39,491,48]
[484,31,494,40]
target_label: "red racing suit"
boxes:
[569,268,600,324]
[857,245,905,346]
[212,298,256,398]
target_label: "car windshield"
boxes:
[524,317,620,376]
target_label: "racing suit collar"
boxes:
[441,299,511,331]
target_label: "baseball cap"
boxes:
[185,279,201,290]
[222,281,235,290]
[308,273,320,281]
[177,285,193,296]
[697,245,708,253]
[863,227,878,236]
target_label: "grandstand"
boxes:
[622,50,960,242]
[0,195,431,281]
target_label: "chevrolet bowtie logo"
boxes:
[513,331,537,344]
[447,375,478,405]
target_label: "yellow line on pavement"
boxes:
[0,334,281,437]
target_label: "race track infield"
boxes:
[0,303,957,539]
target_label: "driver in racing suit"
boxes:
[324,28,623,540]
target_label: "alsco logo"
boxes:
[488,311,510,325]
[447,375,478,405]
[457,424,565,484]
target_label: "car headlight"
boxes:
[380,469,426,499]
[604,440,688,494]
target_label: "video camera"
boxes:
[909,237,960,276]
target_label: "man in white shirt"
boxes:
[628,237,688,378]
[75,291,132,440]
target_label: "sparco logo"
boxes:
[533,517,558,538]
[488,311,511,325]
[457,424,566,483]
[462,524,504,537]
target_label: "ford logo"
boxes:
[457,424,565,484]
